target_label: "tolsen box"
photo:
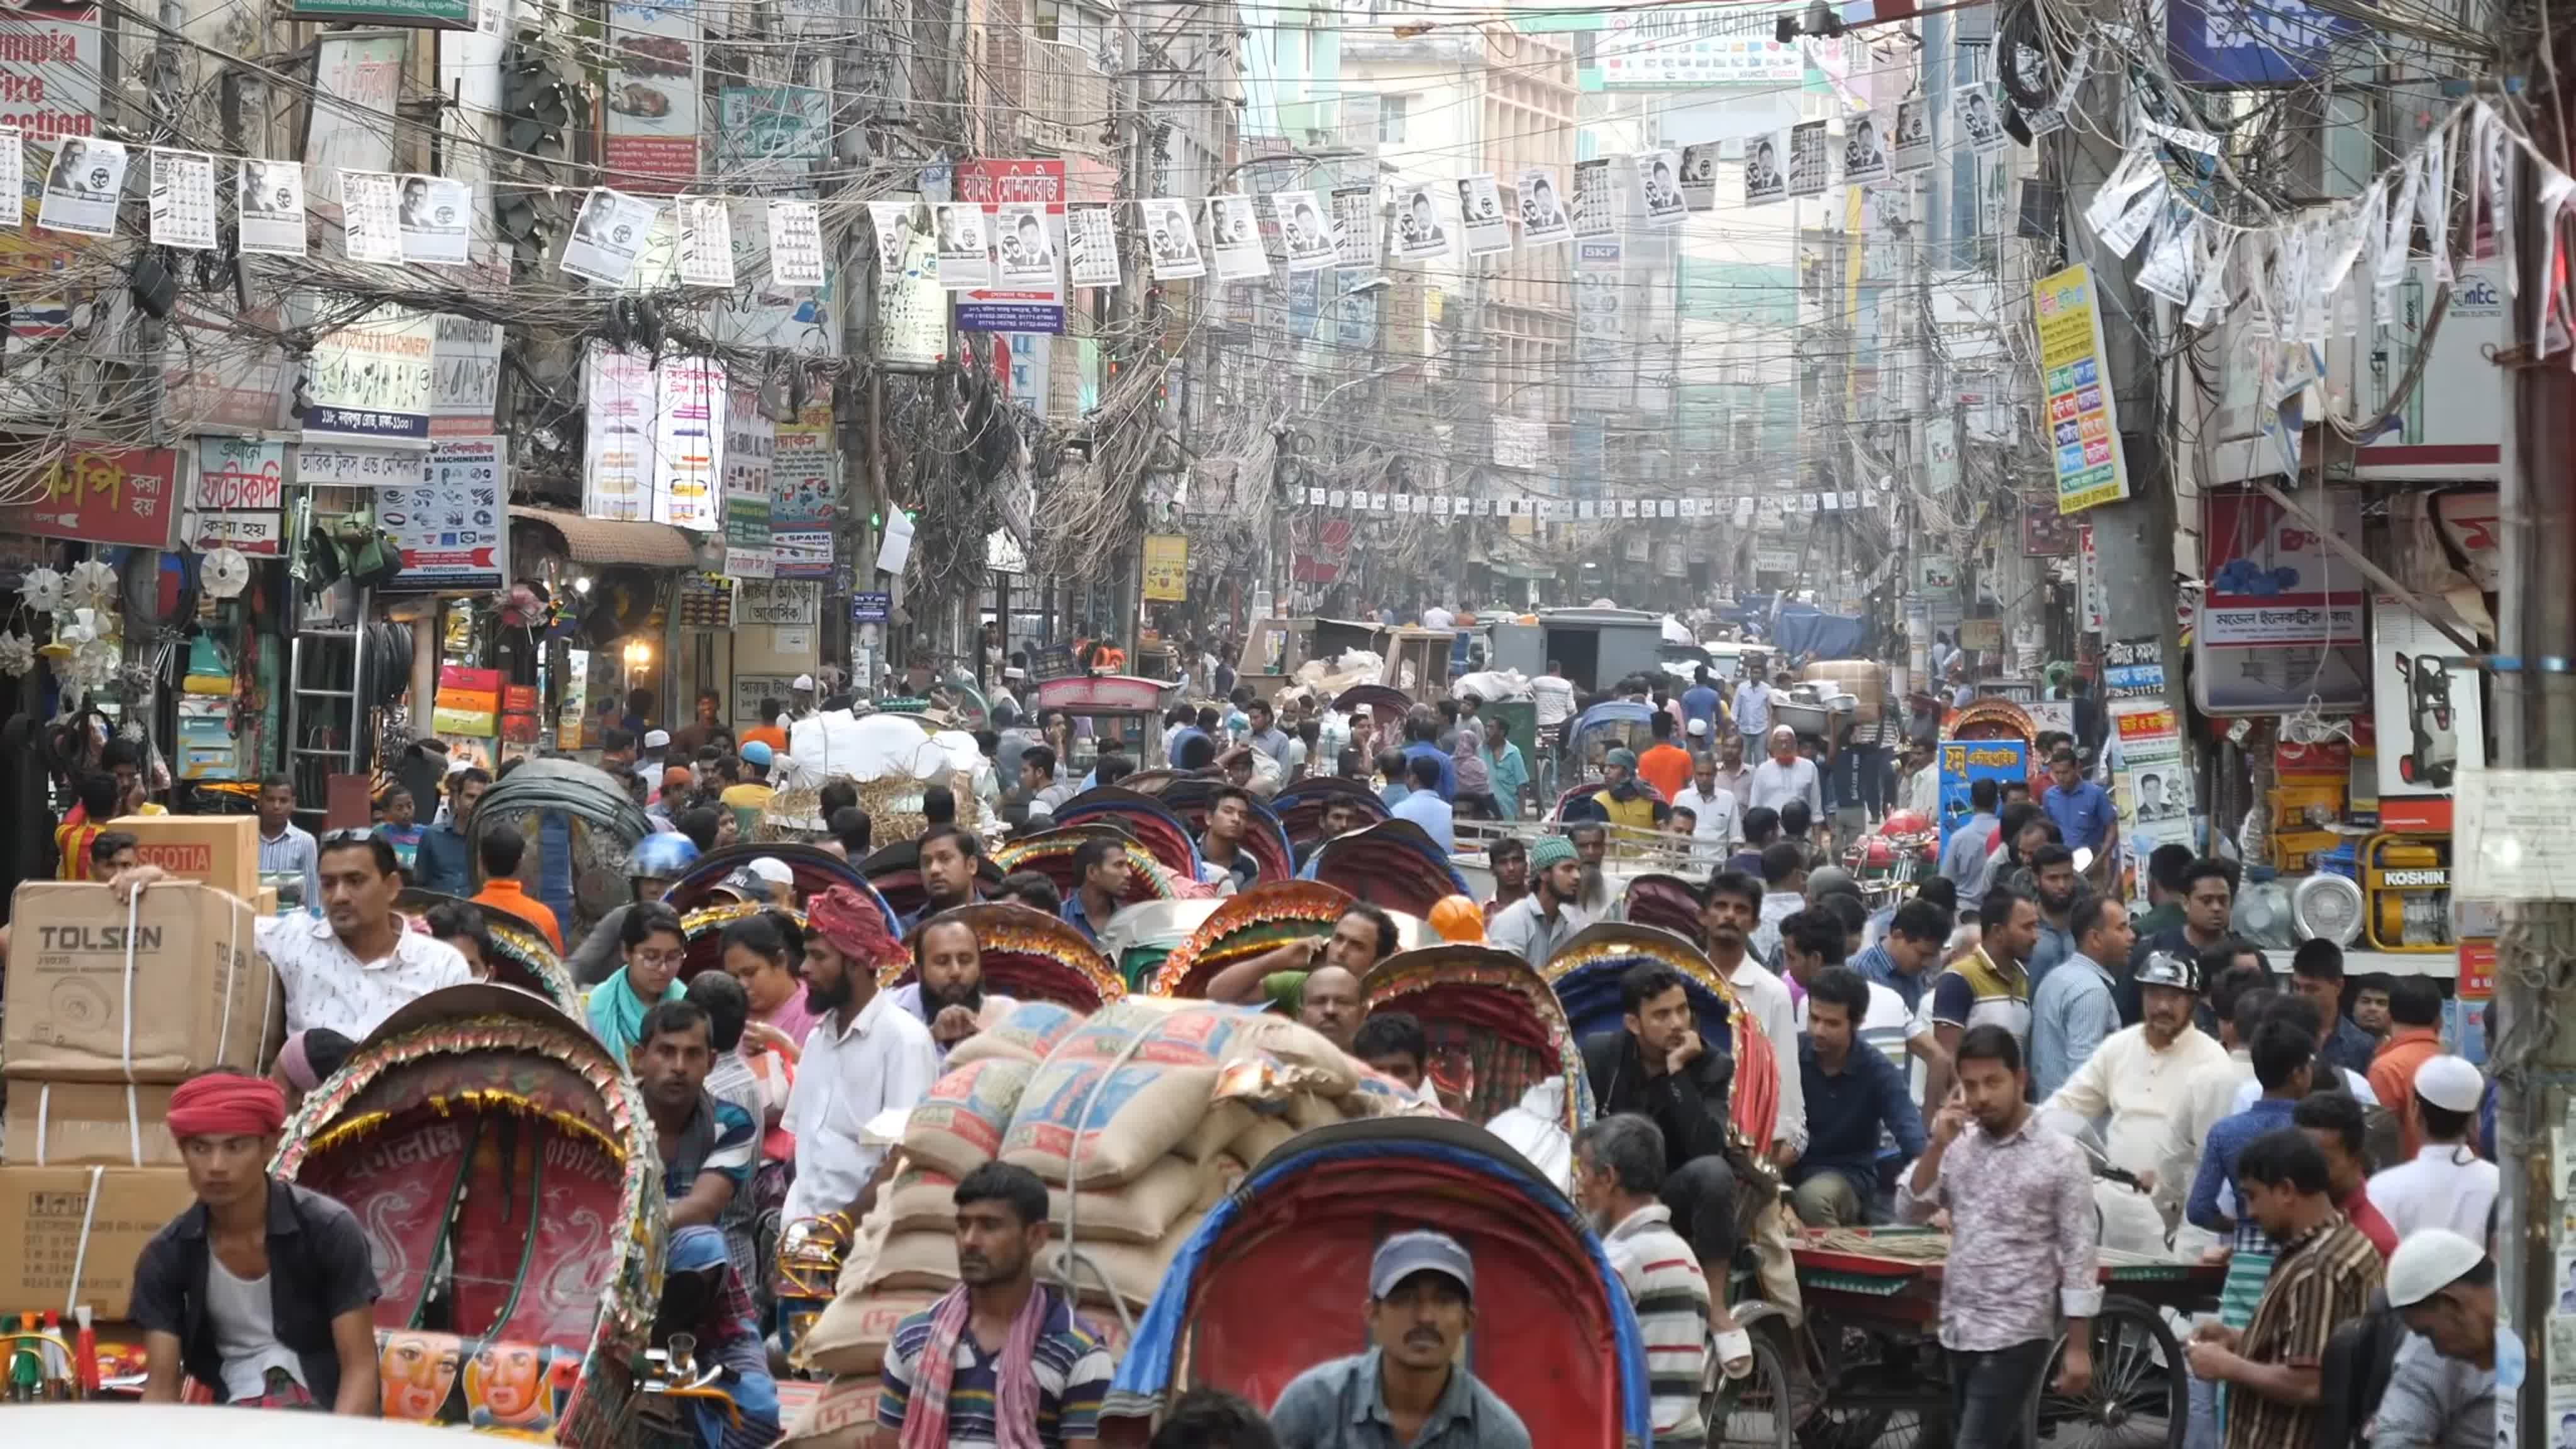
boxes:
[3,882,276,1082]
[2,1080,182,1167]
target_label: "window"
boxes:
[1380,94,1409,145]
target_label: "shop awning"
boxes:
[509,505,702,569]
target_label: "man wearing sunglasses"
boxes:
[113,831,470,1040]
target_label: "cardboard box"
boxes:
[434,687,502,715]
[438,665,505,694]
[3,882,274,1082]
[0,1164,199,1318]
[502,684,538,713]
[107,813,258,899]
[3,1080,180,1167]
[431,706,498,737]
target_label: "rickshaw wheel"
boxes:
[2025,1294,2185,1449]
[1708,1314,1796,1449]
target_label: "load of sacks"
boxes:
[785,996,1428,1443]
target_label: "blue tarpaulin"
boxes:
[1730,596,1872,661]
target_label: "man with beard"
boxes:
[781,885,942,1228]
[1204,903,1397,1053]
[1590,748,1665,841]
[1487,834,1590,971]
[2023,845,2083,991]
[891,916,1020,1058]
[901,826,987,933]
[1701,870,1804,1168]
[1571,1113,1745,1440]
[2041,950,2231,1187]
[1929,886,2040,1063]
[1567,819,1619,916]
[1270,1231,1527,1448]
[877,1162,1114,1445]
[631,999,759,1292]
[1897,1026,2099,1444]
[2128,858,2235,1021]
[2027,889,2130,1100]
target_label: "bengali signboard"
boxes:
[2195,488,2368,714]
[770,402,835,529]
[2033,264,2129,514]
[602,0,699,192]
[0,445,185,548]
[192,436,286,555]
[1594,6,1803,88]
[1936,738,2028,848]
[304,304,436,441]
[2111,701,2194,893]
[955,158,1065,335]
[378,436,506,591]
[1142,533,1187,601]
[0,3,103,145]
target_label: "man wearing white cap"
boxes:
[1267,1229,1532,1448]
[790,673,816,718]
[2366,1056,2499,1242]
[2373,1228,2503,1449]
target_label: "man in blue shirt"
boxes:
[1851,896,1953,1014]
[1938,776,2002,895]
[412,767,486,896]
[1732,667,1772,756]
[1398,708,1457,802]
[2039,747,2114,861]
[2026,892,2130,1100]
[1790,965,1927,1226]
[1681,666,1723,738]
[1390,754,1454,853]
[2187,1019,2316,1236]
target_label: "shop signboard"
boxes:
[735,579,818,628]
[377,436,506,591]
[0,3,101,146]
[731,673,799,727]
[2033,264,2129,514]
[191,436,286,555]
[602,0,699,192]
[1592,6,1803,88]
[722,391,774,580]
[955,158,1065,335]
[302,33,406,209]
[772,528,831,578]
[2101,633,2165,701]
[2195,488,2368,714]
[647,353,722,531]
[431,314,502,434]
[292,0,472,27]
[2078,524,2106,633]
[0,445,182,548]
[714,86,827,182]
[1141,533,1187,601]
[304,304,436,441]
[851,591,889,622]
[2110,699,2193,896]
[1936,738,2026,848]
[2370,593,2485,834]
[2022,503,2079,556]
[770,402,835,528]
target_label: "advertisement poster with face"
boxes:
[1743,131,1786,206]
[1456,173,1511,257]
[993,201,1056,289]
[1960,83,2009,155]
[1636,148,1686,227]
[931,201,991,289]
[38,135,126,237]
[1394,183,1450,258]
[1843,113,1890,186]
[1272,189,1335,272]
[1891,99,1935,175]
[1677,143,1719,210]
[1206,193,1266,280]
[562,187,658,284]
[397,174,473,265]
[238,159,308,255]
[1145,198,1205,280]
[1516,167,1570,246]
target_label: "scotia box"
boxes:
[108,813,258,899]
[3,1079,182,1167]
[3,882,275,1082]
[0,1164,200,1318]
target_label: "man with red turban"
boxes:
[132,1070,382,1413]
[779,885,941,1231]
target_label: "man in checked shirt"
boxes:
[1897,1023,2099,1447]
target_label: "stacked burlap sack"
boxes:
[785,997,1428,1444]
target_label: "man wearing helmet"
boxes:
[569,831,704,986]
[2040,948,2230,1187]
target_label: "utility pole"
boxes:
[1108,0,1148,652]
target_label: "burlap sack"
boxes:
[884,1168,959,1235]
[777,1373,884,1449]
[832,1189,898,1297]
[1001,1060,1221,1187]
[947,999,1087,1067]
[795,1289,941,1378]
[1228,1113,1297,1168]
[1043,1152,1214,1244]
[902,1057,1038,1179]
[1223,1015,1362,1096]
[1050,1211,1204,1308]
[1052,997,1253,1069]
[862,1227,961,1293]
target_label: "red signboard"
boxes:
[0,445,186,548]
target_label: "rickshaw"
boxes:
[1843,807,1940,909]
[1055,786,1207,885]
[274,982,665,1443]
[1152,880,1358,997]
[677,901,808,984]
[1330,682,1413,741]
[467,758,655,949]
[1619,871,1706,939]
[1269,774,1391,854]
[397,886,580,1010]
[1150,776,1296,886]
[1093,896,1226,990]
[1299,818,1472,913]
[877,901,1127,1011]
[991,824,1184,908]
[1096,1118,1654,1446]
[660,841,892,920]
[1358,943,1592,1136]
[1542,922,1780,1152]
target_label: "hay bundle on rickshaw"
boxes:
[1152,880,1355,997]
[1544,921,1780,1152]
[1300,818,1470,916]
[878,902,1126,1012]
[1099,1118,1655,1446]
[1360,944,1592,1135]
[274,983,663,1443]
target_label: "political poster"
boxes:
[1744,131,1786,206]
[1144,198,1205,280]
[1067,203,1119,286]
[1891,99,1935,175]
[37,134,123,236]
[562,187,657,284]
[1456,174,1511,256]
[1787,121,1829,197]
[2034,264,2131,513]
[1273,190,1334,272]
[148,148,216,249]
[1677,143,1719,210]
[238,159,308,255]
[1637,149,1686,226]
[1571,158,1615,238]
[396,174,472,265]
[1207,193,1266,279]
[1331,187,1378,267]
[2110,701,2192,893]
[1843,112,1890,186]
[1516,167,1570,246]
[1392,183,1450,258]
[931,201,991,289]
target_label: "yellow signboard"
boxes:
[2033,264,2130,514]
[1142,533,1189,601]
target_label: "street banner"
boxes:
[1937,738,2028,848]
[2035,263,2131,513]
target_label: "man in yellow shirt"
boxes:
[721,741,779,836]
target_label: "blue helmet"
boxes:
[629,831,701,879]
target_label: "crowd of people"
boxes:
[32,656,2511,1449]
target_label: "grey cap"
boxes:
[1369,1230,1474,1300]
[1806,865,1862,903]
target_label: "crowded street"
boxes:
[0,0,2558,1440]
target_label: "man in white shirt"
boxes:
[1487,835,1591,971]
[2152,960,2269,1233]
[116,835,472,1040]
[1421,602,1455,631]
[2367,1055,2499,1243]
[1732,669,1772,756]
[782,885,943,1226]
[1703,868,1804,1165]
[1671,752,1742,865]
[2041,948,2231,1185]
[1747,725,1823,818]
[1533,660,1577,736]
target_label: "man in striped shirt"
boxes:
[1574,1114,1731,1445]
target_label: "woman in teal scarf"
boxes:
[587,900,689,1063]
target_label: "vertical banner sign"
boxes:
[2079,524,2107,632]
[303,33,404,211]
[1937,738,2029,848]
[602,0,699,192]
[956,158,1065,333]
[2110,699,2193,890]
[1141,534,1188,601]
[379,437,508,592]
[582,343,656,519]
[648,353,722,530]
[2370,593,2487,833]
[770,401,835,579]
[192,436,286,555]
[1574,237,1629,412]
[0,3,101,151]
[721,387,775,580]
[1572,158,1612,235]
[2034,264,2131,513]
[304,305,436,440]
[431,313,501,434]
